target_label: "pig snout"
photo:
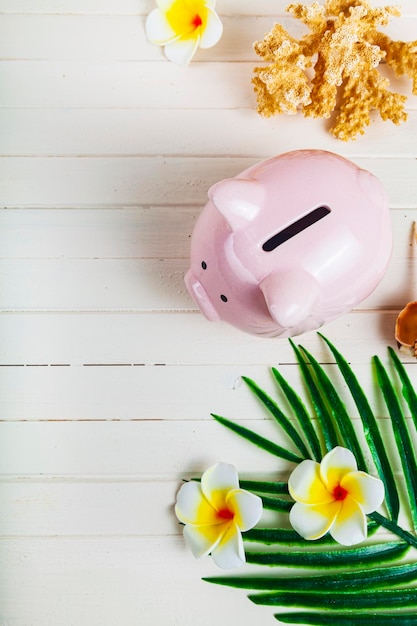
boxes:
[184,270,220,321]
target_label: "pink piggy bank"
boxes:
[185,150,392,338]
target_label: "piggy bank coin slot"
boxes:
[262,205,331,252]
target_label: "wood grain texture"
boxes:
[1,1,417,625]
[0,537,279,626]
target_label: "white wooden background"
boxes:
[1,1,417,624]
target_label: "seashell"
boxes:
[395,301,417,357]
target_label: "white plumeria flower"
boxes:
[145,0,223,65]
[175,462,263,569]
[288,446,385,546]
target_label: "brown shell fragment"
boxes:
[395,302,417,357]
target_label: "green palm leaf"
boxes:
[388,346,417,426]
[278,614,417,625]
[289,339,339,452]
[211,413,304,464]
[297,344,368,471]
[374,355,417,531]
[249,588,417,609]
[206,558,417,591]
[244,522,379,545]
[244,542,408,567]
[271,366,322,461]
[318,334,400,522]
[241,376,311,459]
[204,335,417,623]
[239,479,289,495]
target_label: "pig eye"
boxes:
[262,205,331,252]
[220,294,228,303]
[201,261,207,270]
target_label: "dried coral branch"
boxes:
[331,69,407,140]
[253,25,312,115]
[374,35,417,95]
[252,0,417,140]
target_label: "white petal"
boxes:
[211,522,245,569]
[199,6,223,49]
[146,9,178,44]
[226,489,263,531]
[201,462,239,510]
[341,471,385,514]
[183,522,227,558]
[289,501,341,540]
[164,34,200,65]
[175,480,219,526]
[288,459,334,505]
[330,497,367,546]
[320,446,358,492]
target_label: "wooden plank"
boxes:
[0,479,182,536]
[3,108,417,158]
[0,206,197,258]
[2,61,415,109]
[0,537,278,626]
[0,472,410,538]
[0,258,192,311]
[0,419,317,477]
[0,0,295,16]
[2,14,415,61]
[0,0,150,12]
[0,477,302,536]
[0,0,415,16]
[0,253,413,311]
[0,310,405,366]
[0,61,257,108]
[0,417,405,477]
[1,157,416,208]
[0,206,414,260]
[0,15,293,62]
[0,360,414,421]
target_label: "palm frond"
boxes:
[244,542,408,567]
[388,346,417,426]
[368,511,417,549]
[244,522,380,545]
[206,335,417,623]
[205,559,417,591]
[318,334,400,523]
[211,413,304,464]
[249,588,417,609]
[238,479,289,495]
[271,365,322,461]
[242,376,311,459]
[297,344,367,471]
[289,339,339,452]
[374,355,417,531]
[277,614,417,625]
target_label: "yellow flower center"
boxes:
[165,0,208,37]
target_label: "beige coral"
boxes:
[253,25,312,115]
[252,0,416,140]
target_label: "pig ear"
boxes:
[208,178,265,230]
[260,270,320,329]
